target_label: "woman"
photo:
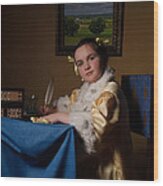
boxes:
[39,38,132,179]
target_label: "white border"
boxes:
[0,0,162,186]
[0,0,158,5]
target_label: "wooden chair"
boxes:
[121,74,154,180]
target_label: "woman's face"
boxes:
[74,44,103,83]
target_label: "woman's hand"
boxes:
[39,105,57,115]
[41,112,69,124]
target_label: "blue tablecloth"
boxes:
[1,117,76,178]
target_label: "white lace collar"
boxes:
[78,66,115,103]
[83,66,115,90]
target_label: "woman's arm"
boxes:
[41,112,70,124]
[91,91,117,140]
[39,89,80,124]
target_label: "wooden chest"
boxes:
[1,88,24,119]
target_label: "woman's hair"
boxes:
[73,37,109,72]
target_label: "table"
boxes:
[1,117,76,178]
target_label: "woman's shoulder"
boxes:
[93,81,119,105]
[103,80,119,94]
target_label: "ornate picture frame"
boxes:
[56,2,125,56]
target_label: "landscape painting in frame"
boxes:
[56,2,124,56]
[65,3,113,46]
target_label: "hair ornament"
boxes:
[67,55,75,63]
[67,55,79,76]
[95,37,110,46]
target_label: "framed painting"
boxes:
[56,2,125,56]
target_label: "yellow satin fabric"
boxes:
[92,91,127,179]
[91,91,116,140]
[98,149,125,180]
[70,89,79,104]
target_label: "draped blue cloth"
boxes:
[1,117,76,178]
[121,75,153,138]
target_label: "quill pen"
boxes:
[44,79,54,106]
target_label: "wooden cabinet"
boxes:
[1,88,24,119]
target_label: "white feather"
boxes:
[44,79,54,106]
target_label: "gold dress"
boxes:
[56,67,132,179]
